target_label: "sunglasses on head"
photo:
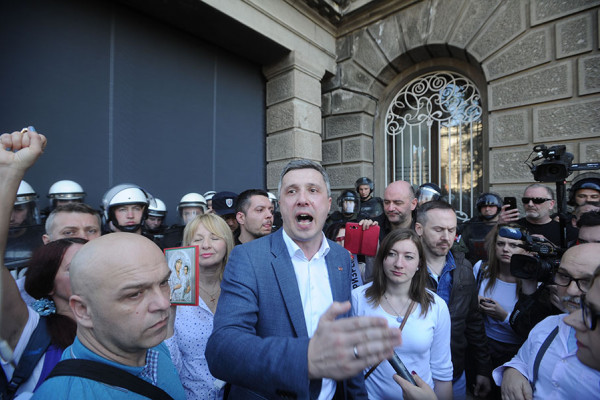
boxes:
[522,197,551,205]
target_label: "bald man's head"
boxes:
[383,180,417,228]
[69,233,171,366]
[554,243,600,312]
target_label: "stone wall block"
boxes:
[324,113,373,140]
[489,109,530,146]
[556,13,593,59]
[489,61,572,110]
[449,0,502,49]
[490,148,537,183]
[533,97,600,141]
[367,13,405,63]
[336,34,353,62]
[468,0,527,62]
[322,140,341,165]
[338,60,377,93]
[266,99,322,134]
[351,29,391,80]
[266,69,321,107]
[579,54,600,95]
[326,164,364,189]
[322,92,332,117]
[531,0,600,26]
[428,0,467,44]
[331,90,376,116]
[483,27,552,81]
[580,141,600,162]
[266,129,322,162]
[342,136,373,163]
[395,2,432,52]
[266,160,289,192]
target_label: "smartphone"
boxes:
[343,222,380,257]
[479,298,495,304]
[388,352,416,385]
[504,196,517,211]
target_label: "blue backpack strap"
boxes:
[532,325,559,389]
[1,317,52,399]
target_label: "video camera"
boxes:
[527,144,599,182]
[502,226,563,284]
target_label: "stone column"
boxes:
[263,52,325,192]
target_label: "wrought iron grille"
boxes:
[384,71,483,221]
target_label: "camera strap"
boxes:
[532,325,559,389]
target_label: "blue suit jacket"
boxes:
[206,229,367,400]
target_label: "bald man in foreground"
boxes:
[32,233,185,399]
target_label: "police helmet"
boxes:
[47,180,86,208]
[177,193,207,215]
[569,173,600,206]
[355,177,374,198]
[267,192,278,211]
[148,198,167,218]
[476,193,502,220]
[416,183,442,205]
[13,180,41,226]
[337,190,360,214]
[203,191,216,201]
[101,184,151,233]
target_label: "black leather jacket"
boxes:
[426,251,492,380]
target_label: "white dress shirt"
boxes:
[282,229,336,400]
[493,314,600,399]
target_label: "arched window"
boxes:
[385,71,483,221]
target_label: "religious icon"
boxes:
[164,245,199,306]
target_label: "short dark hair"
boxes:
[45,203,101,233]
[236,189,269,214]
[277,159,331,197]
[578,210,600,228]
[416,200,455,226]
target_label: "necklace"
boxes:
[198,284,221,304]
[383,294,408,323]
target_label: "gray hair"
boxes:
[277,159,331,198]
[525,183,555,200]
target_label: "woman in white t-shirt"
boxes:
[351,228,452,400]
[473,224,528,375]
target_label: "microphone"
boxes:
[388,351,416,385]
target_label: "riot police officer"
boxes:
[162,192,207,248]
[460,192,503,264]
[355,177,383,218]
[143,198,167,246]
[101,184,151,235]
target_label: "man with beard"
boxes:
[493,243,600,400]
[416,200,491,400]
[360,180,417,242]
[500,183,578,247]
[234,189,274,245]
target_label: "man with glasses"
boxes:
[564,265,600,373]
[501,183,578,246]
[492,243,600,399]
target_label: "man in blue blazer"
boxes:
[206,159,402,399]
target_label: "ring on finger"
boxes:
[353,345,359,359]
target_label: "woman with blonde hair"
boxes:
[166,213,234,400]
[351,228,452,400]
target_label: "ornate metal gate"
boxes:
[384,71,483,221]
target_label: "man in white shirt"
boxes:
[206,159,402,399]
[493,243,600,399]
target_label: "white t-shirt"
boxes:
[351,283,453,400]
[1,307,44,399]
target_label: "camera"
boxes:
[509,231,563,284]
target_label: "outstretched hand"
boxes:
[0,127,47,174]
[307,301,402,381]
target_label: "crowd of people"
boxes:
[2,126,600,399]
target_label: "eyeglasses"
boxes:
[553,271,592,292]
[581,294,600,330]
[522,197,552,205]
